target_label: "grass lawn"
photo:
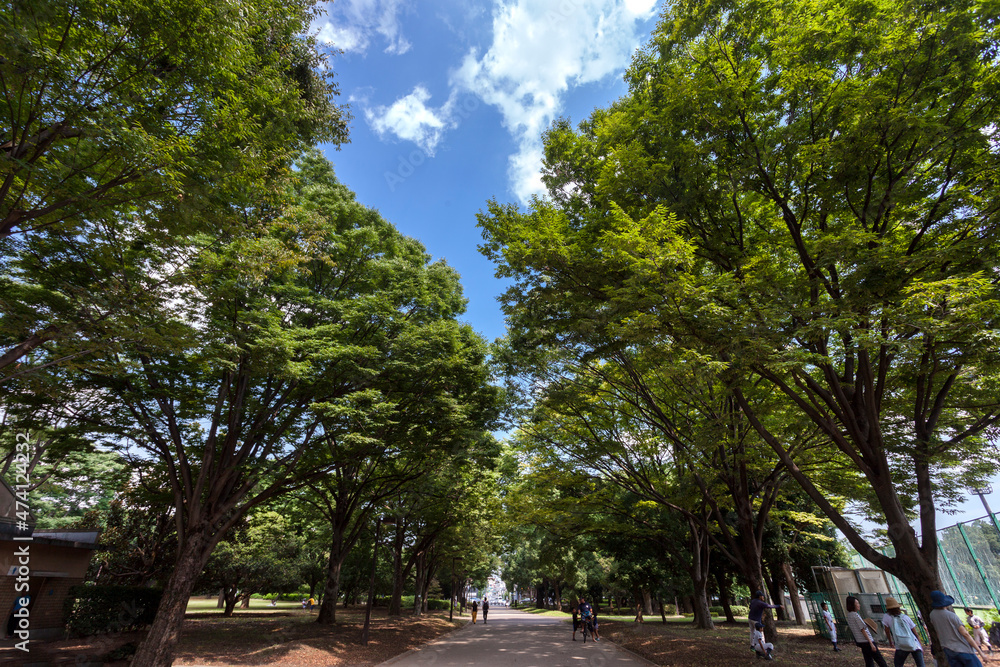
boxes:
[186,596,309,614]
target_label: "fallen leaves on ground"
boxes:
[0,608,465,666]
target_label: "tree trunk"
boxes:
[747,569,778,639]
[419,551,434,613]
[316,553,343,624]
[388,522,406,616]
[642,589,653,616]
[413,550,426,615]
[687,518,715,629]
[781,561,804,625]
[657,595,667,624]
[240,592,251,609]
[765,569,787,621]
[131,535,214,667]
[217,588,225,608]
[536,581,545,609]
[716,572,736,623]
[554,581,561,611]
[891,547,946,666]
[692,589,714,630]
[421,572,431,613]
[223,584,239,617]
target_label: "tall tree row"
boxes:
[480,0,1000,659]
[1,3,504,666]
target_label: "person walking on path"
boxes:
[821,602,841,652]
[471,600,478,624]
[748,591,782,645]
[929,591,987,667]
[883,597,925,667]
[966,608,993,654]
[483,598,490,624]
[846,595,889,667]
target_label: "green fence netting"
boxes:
[845,513,1000,617]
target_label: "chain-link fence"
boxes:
[848,513,1000,615]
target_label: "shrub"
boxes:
[427,599,450,610]
[731,605,749,617]
[709,606,723,615]
[64,586,162,636]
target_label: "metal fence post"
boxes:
[938,538,969,607]
[957,522,1000,615]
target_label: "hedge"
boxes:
[706,605,752,617]
[64,585,162,636]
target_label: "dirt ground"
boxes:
[0,607,466,666]
[600,617,1000,666]
[603,618,876,666]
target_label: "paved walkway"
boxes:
[382,608,652,667]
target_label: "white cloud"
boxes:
[365,86,459,155]
[453,0,659,202]
[314,0,411,55]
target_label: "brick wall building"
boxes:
[0,478,99,640]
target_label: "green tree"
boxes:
[66,151,431,665]
[480,0,1000,654]
[0,0,346,375]
[86,471,178,587]
[200,510,302,616]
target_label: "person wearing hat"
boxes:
[883,597,925,666]
[929,591,987,667]
[846,595,889,667]
[748,590,783,645]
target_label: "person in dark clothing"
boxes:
[482,598,490,624]
[748,591,782,645]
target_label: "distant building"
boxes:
[0,477,100,639]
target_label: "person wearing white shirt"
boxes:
[884,597,924,667]
[965,607,993,654]
[751,621,774,660]
[821,602,841,652]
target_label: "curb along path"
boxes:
[379,608,656,667]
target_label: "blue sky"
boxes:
[308,0,1000,530]
[312,0,661,344]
